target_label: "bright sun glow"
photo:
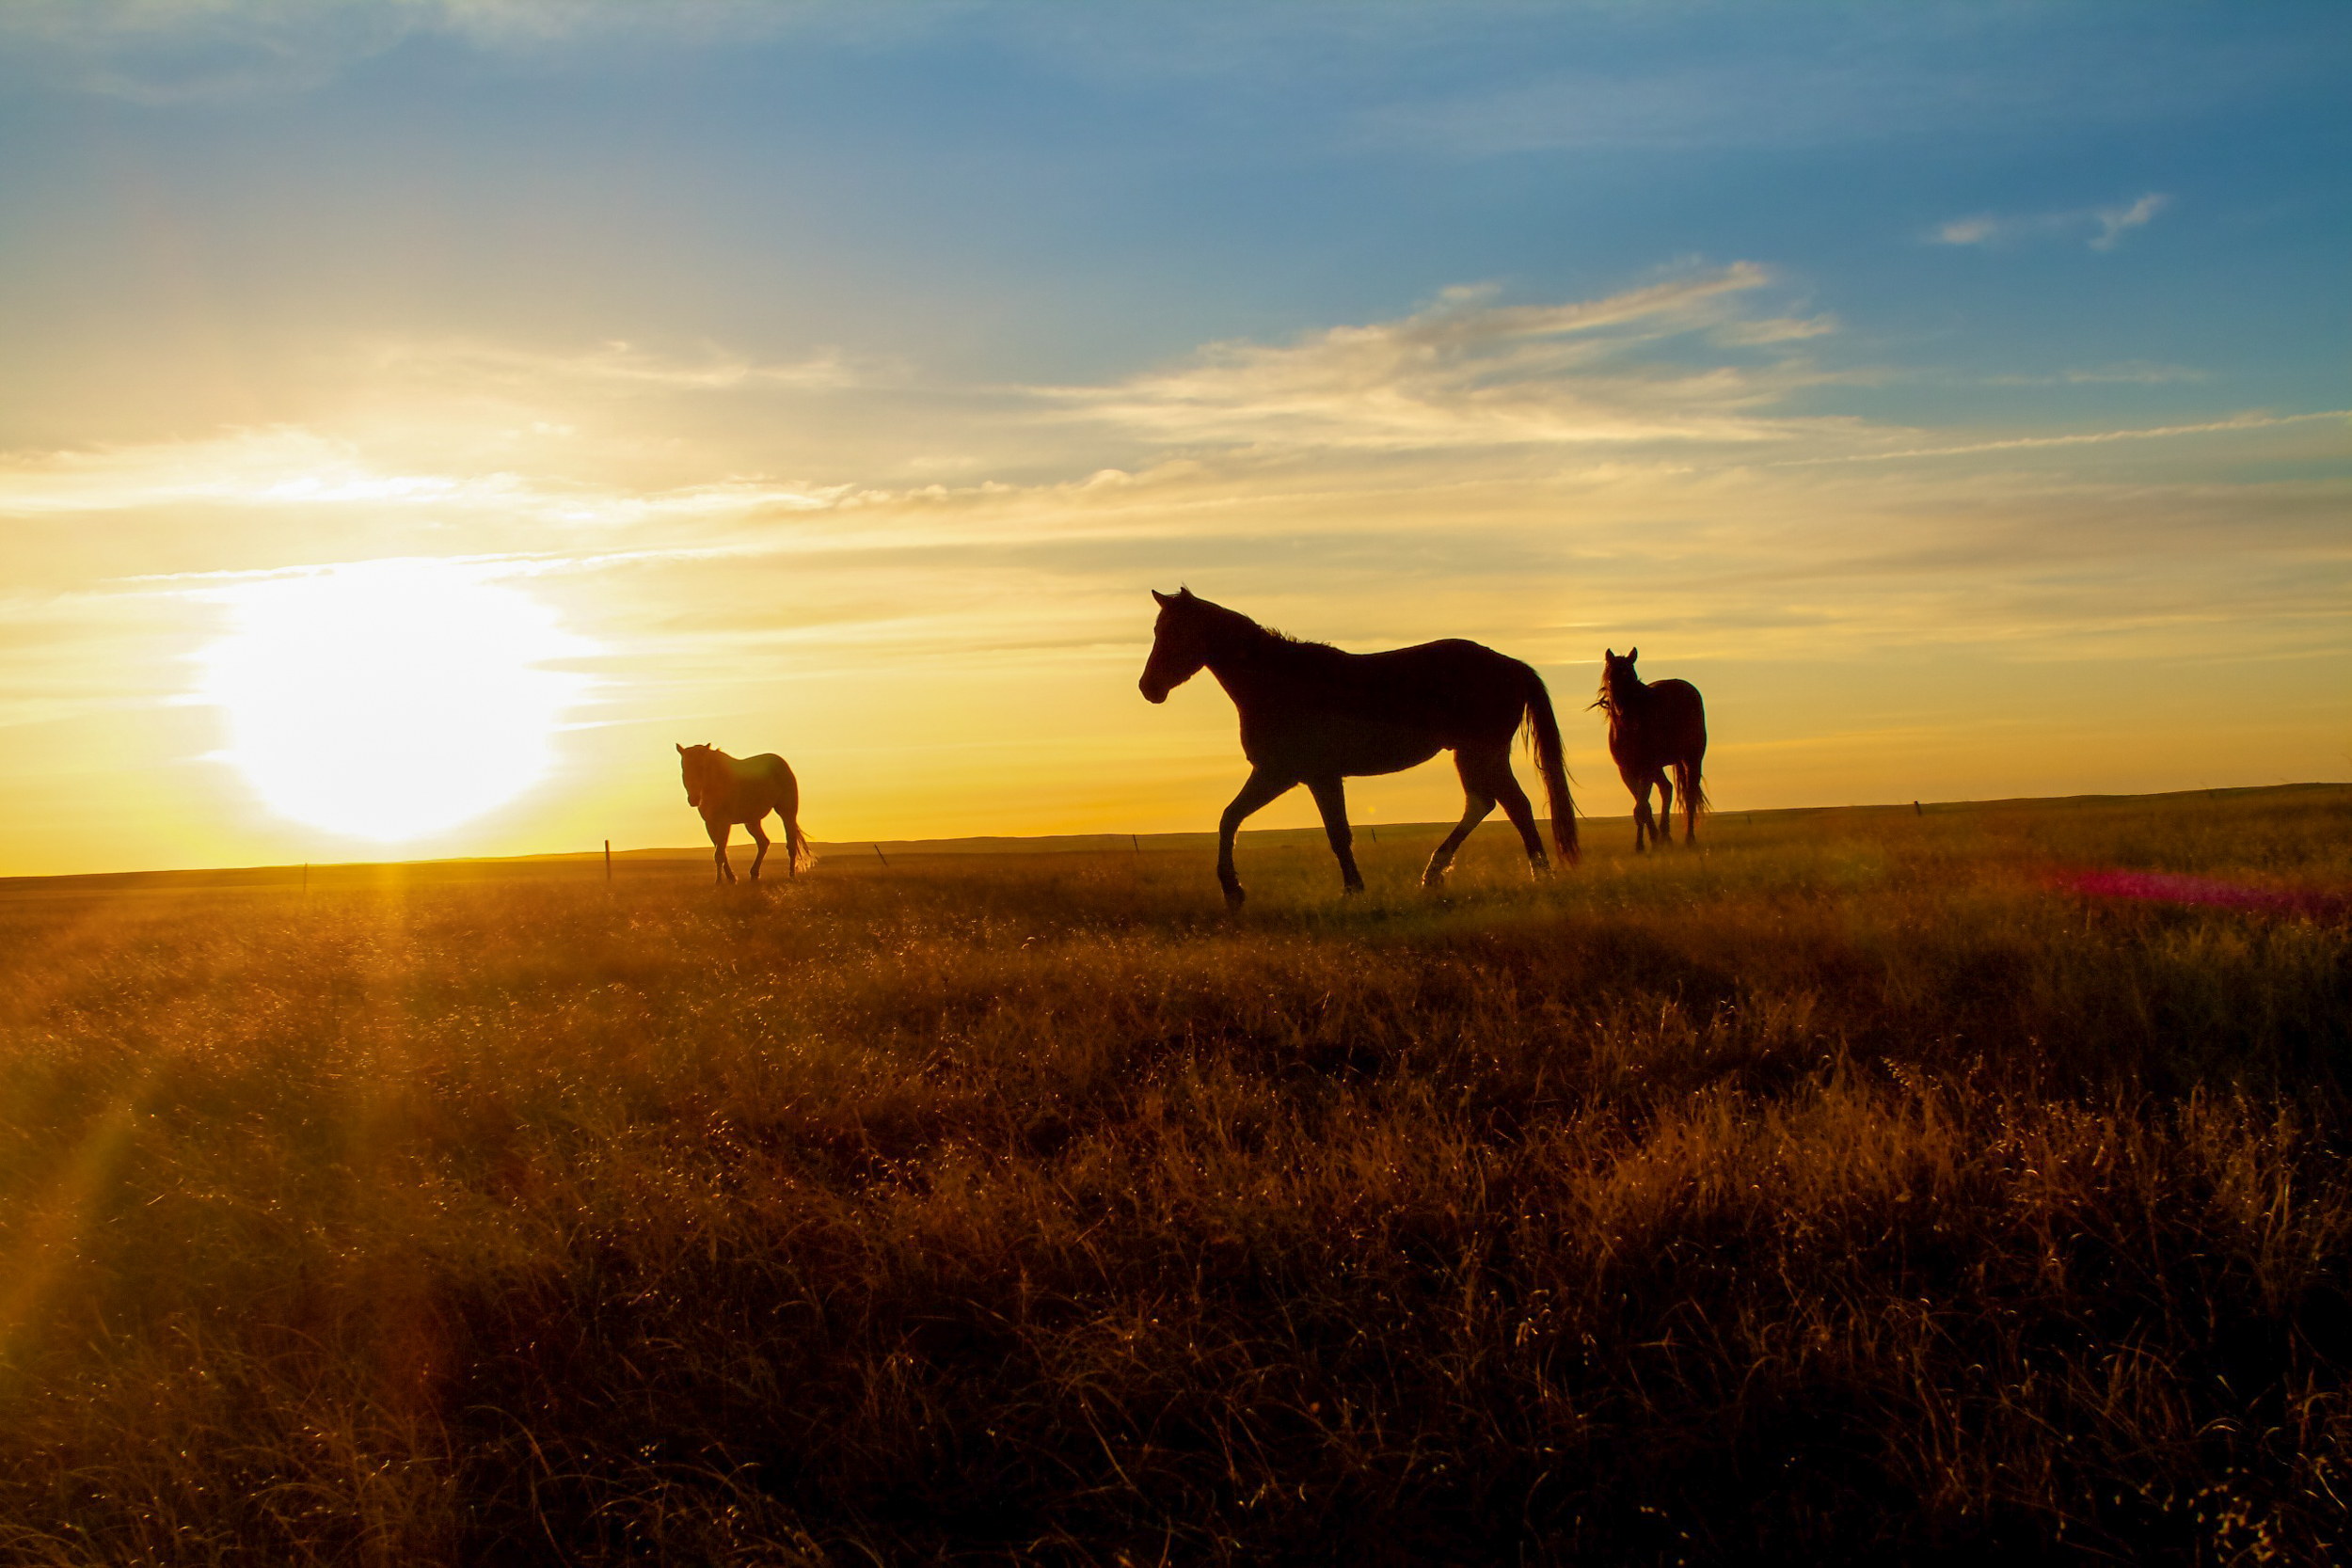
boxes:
[202,560,589,842]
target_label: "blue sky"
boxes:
[8,4,2345,416]
[0,2,2345,871]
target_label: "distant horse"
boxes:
[676,743,810,883]
[1137,588,1577,910]
[1594,648,1707,849]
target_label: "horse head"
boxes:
[1596,647,1640,711]
[676,742,715,808]
[1139,587,1212,704]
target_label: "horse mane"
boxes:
[1193,595,1330,655]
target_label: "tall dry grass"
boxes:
[1,787,2347,1563]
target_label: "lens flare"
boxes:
[201,560,589,841]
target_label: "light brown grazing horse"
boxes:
[1595,648,1707,849]
[676,743,810,883]
[1138,588,1576,910]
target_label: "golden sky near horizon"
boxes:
[2,4,2345,877]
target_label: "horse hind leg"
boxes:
[1465,747,1548,879]
[745,816,771,881]
[1655,769,1676,850]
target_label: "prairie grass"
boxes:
[1,786,2348,1564]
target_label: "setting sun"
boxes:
[199,561,588,842]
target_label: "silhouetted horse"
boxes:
[676,743,810,883]
[1595,648,1707,849]
[1138,588,1577,910]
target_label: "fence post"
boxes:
[605,839,612,882]
[873,844,889,867]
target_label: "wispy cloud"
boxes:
[2089,192,2169,250]
[0,0,934,102]
[361,337,866,397]
[1931,192,2172,251]
[1713,314,1839,346]
[1043,265,1843,453]
[1773,408,2347,467]
[1982,361,2205,387]
[0,427,845,522]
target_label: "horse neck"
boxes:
[1200,613,1287,699]
[694,757,733,810]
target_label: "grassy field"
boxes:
[2,786,2348,1565]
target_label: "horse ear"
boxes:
[1628,646,1638,662]
[1605,648,1614,660]
[676,743,686,753]
[1152,589,1171,606]
[1178,586,1195,599]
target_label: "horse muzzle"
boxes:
[1139,675,1168,705]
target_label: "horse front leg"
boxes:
[1306,775,1365,895]
[707,817,735,883]
[1617,765,1654,851]
[1217,768,1295,912]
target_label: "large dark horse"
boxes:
[1138,588,1577,910]
[1595,648,1707,849]
[676,743,810,883]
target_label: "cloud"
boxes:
[0,1,943,101]
[0,0,421,103]
[1930,192,2172,251]
[1931,215,2001,247]
[1713,314,1839,346]
[361,337,865,396]
[1981,362,2205,388]
[2089,192,2169,250]
[1043,265,1845,453]
[0,426,846,523]
[1772,408,2348,467]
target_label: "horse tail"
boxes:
[774,760,817,873]
[1681,755,1709,816]
[1678,689,1709,831]
[1521,666,1580,865]
[782,778,816,873]
[1675,756,1708,841]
